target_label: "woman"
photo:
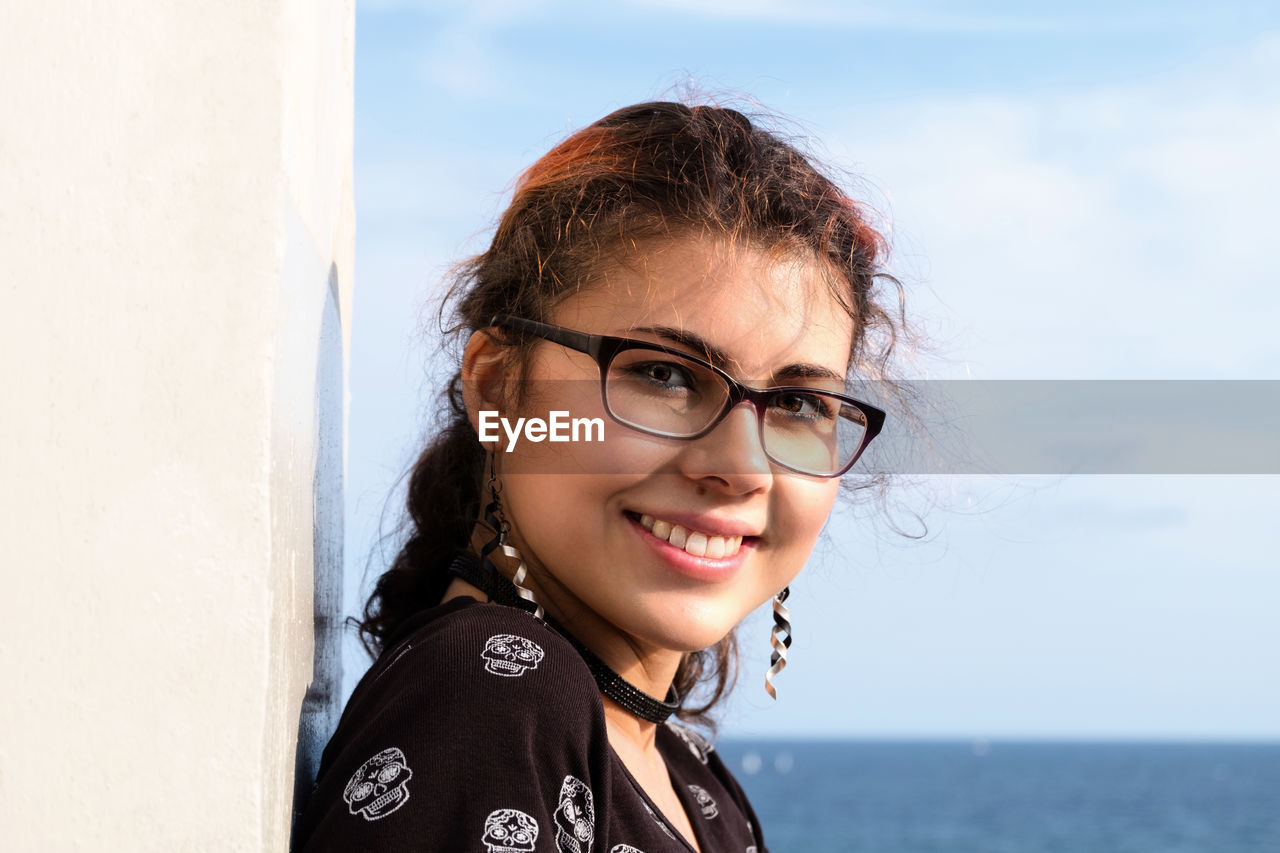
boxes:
[295,101,902,852]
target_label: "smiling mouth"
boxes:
[629,512,747,559]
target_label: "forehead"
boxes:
[552,238,855,378]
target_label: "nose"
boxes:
[675,400,773,495]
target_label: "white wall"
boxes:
[0,1,354,850]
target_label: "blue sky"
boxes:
[344,1,1280,739]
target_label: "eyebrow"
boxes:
[631,325,845,383]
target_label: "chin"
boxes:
[626,600,745,655]
[659,628,735,655]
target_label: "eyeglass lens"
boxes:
[603,348,868,475]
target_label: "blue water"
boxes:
[716,741,1280,853]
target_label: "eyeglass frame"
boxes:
[489,314,886,478]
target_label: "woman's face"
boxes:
[480,237,855,659]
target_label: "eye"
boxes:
[771,391,835,420]
[629,360,697,392]
[377,764,400,784]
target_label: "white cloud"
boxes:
[421,30,506,97]
[832,34,1280,379]
[367,1,555,98]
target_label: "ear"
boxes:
[461,328,512,449]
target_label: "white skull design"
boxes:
[687,784,718,820]
[481,633,545,677]
[553,774,595,853]
[665,720,713,764]
[747,847,758,853]
[611,846,646,853]
[342,747,413,821]
[481,808,539,853]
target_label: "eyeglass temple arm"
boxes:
[490,314,597,357]
[846,403,886,443]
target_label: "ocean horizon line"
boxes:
[718,733,1280,746]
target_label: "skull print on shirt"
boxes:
[481,808,539,853]
[481,633,546,677]
[686,784,718,820]
[553,774,596,853]
[342,747,413,821]
[664,720,713,764]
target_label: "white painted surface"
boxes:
[0,1,354,850]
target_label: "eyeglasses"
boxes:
[491,315,885,477]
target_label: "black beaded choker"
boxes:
[447,552,681,724]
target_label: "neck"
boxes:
[603,694,660,747]
[568,618,683,698]
[460,526,684,724]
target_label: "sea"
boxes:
[715,740,1280,853]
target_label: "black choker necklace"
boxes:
[555,630,681,723]
[447,552,681,724]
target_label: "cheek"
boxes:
[499,389,679,480]
[775,478,840,549]
[496,377,614,473]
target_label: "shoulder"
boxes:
[382,595,577,678]
[346,596,598,722]
[294,599,612,852]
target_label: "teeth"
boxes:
[638,514,745,559]
[685,531,708,557]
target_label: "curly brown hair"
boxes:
[359,100,905,724]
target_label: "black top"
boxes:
[293,596,768,853]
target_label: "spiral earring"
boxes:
[480,453,545,620]
[765,586,792,700]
